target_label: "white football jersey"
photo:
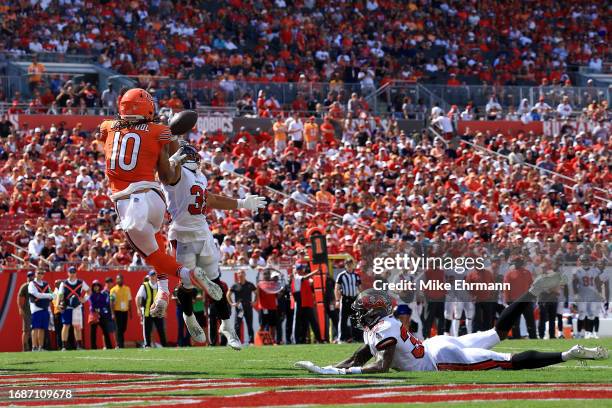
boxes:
[364,316,436,372]
[574,267,602,294]
[162,167,214,243]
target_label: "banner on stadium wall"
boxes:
[14,114,425,137]
[542,119,609,137]
[13,114,112,132]
[457,120,543,135]
[196,116,425,135]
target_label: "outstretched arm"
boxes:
[208,193,266,212]
[334,343,373,368]
[296,343,395,375]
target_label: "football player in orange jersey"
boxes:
[100,88,223,319]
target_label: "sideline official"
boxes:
[335,258,361,342]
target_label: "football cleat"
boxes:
[183,313,206,343]
[529,273,563,296]
[566,345,609,360]
[149,291,170,318]
[220,320,242,350]
[189,268,223,301]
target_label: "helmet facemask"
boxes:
[180,143,200,171]
[351,289,393,330]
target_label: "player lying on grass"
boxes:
[296,274,609,374]
[161,142,265,350]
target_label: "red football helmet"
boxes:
[119,88,155,120]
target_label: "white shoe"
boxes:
[529,273,563,296]
[566,345,609,360]
[150,290,170,318]
[592,332,600,339]
[220,321,242,350]
[584,331,592,339]
[190,268,222,301]
[183,313,206,343]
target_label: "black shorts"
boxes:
[261,310,278,328]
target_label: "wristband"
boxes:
[347,367,362,374]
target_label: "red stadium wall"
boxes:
[457,120,543,136]
[12,114,112,132]
[0,271,179,352]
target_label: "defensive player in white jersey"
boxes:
[573,255,609,339]
[162,143,266,349]
[296,274,608,374]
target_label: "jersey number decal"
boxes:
[400,324,425,359]
[188,185,206,215]
[110,131,141,171]
[582,276,594,287]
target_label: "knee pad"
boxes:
[198,253,221,280]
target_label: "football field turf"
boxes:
[0,338,611,407]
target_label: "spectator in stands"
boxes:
[17,271,34,351]
[286,113,304,149]
[100,83,118,115]
[27,55,45,92]
[109,274,132,349]
[27,232,48,261]
[557,96,573,119]
[136,271,167,348]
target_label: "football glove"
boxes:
[294,361,361,375]
[169,149,187,168]
[295,361,346,375]
[237,194,266,211]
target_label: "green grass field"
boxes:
[1,338,611,407]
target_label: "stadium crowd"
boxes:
[2,85,610,349]
[1,0,608,85]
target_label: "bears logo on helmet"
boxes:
[119,88,155,121]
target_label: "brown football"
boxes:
[169,110,198,135]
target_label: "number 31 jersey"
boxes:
[101,120,173,194]
[162,166,214,244]
[364,316,437,372]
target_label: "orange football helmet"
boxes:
[118,88,155,120]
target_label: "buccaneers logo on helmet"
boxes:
[351,289,393,330]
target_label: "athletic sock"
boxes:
[511,350,563,369]
[495,292,536,335]
[176,286,195,316]
[144,248,182,292]
[212,277,231,320]
[584,318,593,333]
